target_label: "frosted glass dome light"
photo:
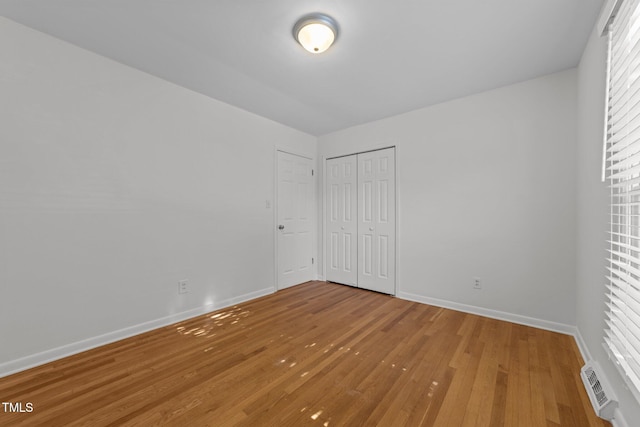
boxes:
[293,13,339,54]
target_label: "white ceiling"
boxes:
[0,0,604,136]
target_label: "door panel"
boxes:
[326,155,357,286]
[362,234,372,276]
[277,151,313,289]
[343,234,353,271]
[378,235,389,278]
[363,181,372,222]
[357,148,395,294]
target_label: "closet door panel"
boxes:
[326,155,358,286]
[357,148,395,294]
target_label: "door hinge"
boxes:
[312,169,314,176]
[312,257,314,264]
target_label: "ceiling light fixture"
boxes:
[293,13,339,54]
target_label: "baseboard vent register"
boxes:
[580,361,618,420]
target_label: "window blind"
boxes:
[605,0,640,400]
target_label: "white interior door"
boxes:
[277,151,314,289]
[326,155,357,286]
[358,148,395,294]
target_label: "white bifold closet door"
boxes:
[326,148,395,294]
[327,155,358,287]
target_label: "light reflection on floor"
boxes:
[171,301,414,425]
[277,339,411,425]
[428,380,439,398]
[174,306,252,341]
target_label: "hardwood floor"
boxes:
[0,281,610,426]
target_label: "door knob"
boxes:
[369,227,374,231]
[278,225,285,230]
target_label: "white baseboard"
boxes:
[396,291,576,335]
[612,408,629,427]
[573,328,593,364]
[0,287,274,379]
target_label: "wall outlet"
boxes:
[178,279,189,295]
[473,277,481,290]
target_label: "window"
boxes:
[604,0,640,401]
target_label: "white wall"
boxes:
[0,17,316,373]
[318,70,578,330]
[576,24,640,425]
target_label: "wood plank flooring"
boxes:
[0,281,611,426]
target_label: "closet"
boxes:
[326,147,396,294]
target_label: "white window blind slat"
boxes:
[610,251,640,271]
[611,201,640,206]
[607,288,640,343]
[610,35,640,87]
[609,220,640,227]
[609,148,640,168]
[610,162,640,179]
[604,335,640,393]
[608,103,640,138]
[609,240,640,258]
[605,0,640,402]
[607,143,640,169]
[610,231,639,240]
[610,187,640,200]
[609,130,640,157]
[607,266,640,294]
[610,49,640,97]
[609,174,640,188]
[611,8,634,60]
[607,278,640,306]
[609,318,640,379]
[612,0,635,42]
[609,259,640,282]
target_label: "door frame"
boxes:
[274,148,317,291]
[321,145,399,295]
